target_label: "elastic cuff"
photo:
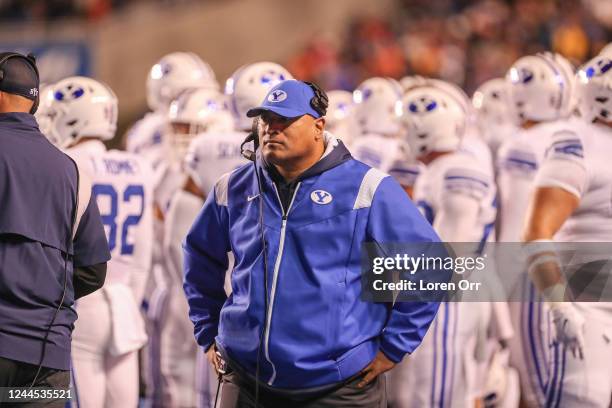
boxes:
[204,342,215,353]
[379,337,406,363]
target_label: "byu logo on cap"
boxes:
[268,90,287,103]
[311,190,332,205]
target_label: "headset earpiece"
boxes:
[304,81,329,117]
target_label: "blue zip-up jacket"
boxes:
[183,134,442,390]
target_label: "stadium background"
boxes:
[0,0,611,144]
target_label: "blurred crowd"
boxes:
[287,0,612,93]
[2,0,610,93]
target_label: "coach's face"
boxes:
[260,111,325,166]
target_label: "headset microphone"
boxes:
[240,117,261,162]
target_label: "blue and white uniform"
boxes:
[352,135,422,189]
[496,118,581,407]
[68,140,153,408]
[391,150,497,408]
[532,122,612,408]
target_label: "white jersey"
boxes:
[184,130,248,197]
[351,133,422,187]
[394,151,499,408]
[68,140,154,354]
[536,121,612,320]
[154,161,187,216]
[496,119,576,241]
[481,123,517,159]
[351,133,402,172]
[413,150,497,244]
[537,121,612,242]
[125,111,167,170]
[68,140,154,286]
[459,132,494,170]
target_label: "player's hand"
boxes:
[206,344,223,375]
[357,351,395,388]
[550,303,585,359]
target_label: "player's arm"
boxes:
[183,175,205,199]
[165,183,204,282]
[522,131,587,296]
[522,131,587,357]
[164,140,206,284]
[182,135,207,200]
[522,186,579,290]
[182,174,231,351]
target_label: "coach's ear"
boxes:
[314,117,325,139]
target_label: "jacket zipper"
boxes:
[263,182,301,385]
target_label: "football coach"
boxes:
[183,79,442,407]
[0,52,110,402]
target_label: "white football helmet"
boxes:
[599,42,612,59]
[576,55,612,123]
[325,90,355,145]
[506,52,575,122]
[399,75,427,93]
[225,62,293,130]
[353,77,403,136]
[34,83,56,139]
[167,88,233,162]
[428,78,473,118]
[401,85,466,157]
[325,90,353,129]
[472,78,516,152]
[473,78,513,126]
[46,76,117,148]
[146,52,218,112]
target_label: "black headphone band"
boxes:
[303,81,329,117]
[0,52,40,114]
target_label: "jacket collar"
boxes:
[0,112,40,133]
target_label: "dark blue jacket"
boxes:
[0,113,110,370]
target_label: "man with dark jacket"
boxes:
[183,80,442,407]
[0,53,110,404]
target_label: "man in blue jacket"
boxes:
[183,80,442,407]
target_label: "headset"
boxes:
[304,81,329,117]
[30,162,80,387]
[0,52,40,114]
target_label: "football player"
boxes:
[472,78,517,159]
[44,76,154,408]
[350,77,421,195]
[391,83,500,408]
[148,85,237,408]
[125,52,218,169]
[496,52,577,407]
[521,55,612,408]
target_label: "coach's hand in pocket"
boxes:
[206,344,223,375]
[357,351,395,388]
